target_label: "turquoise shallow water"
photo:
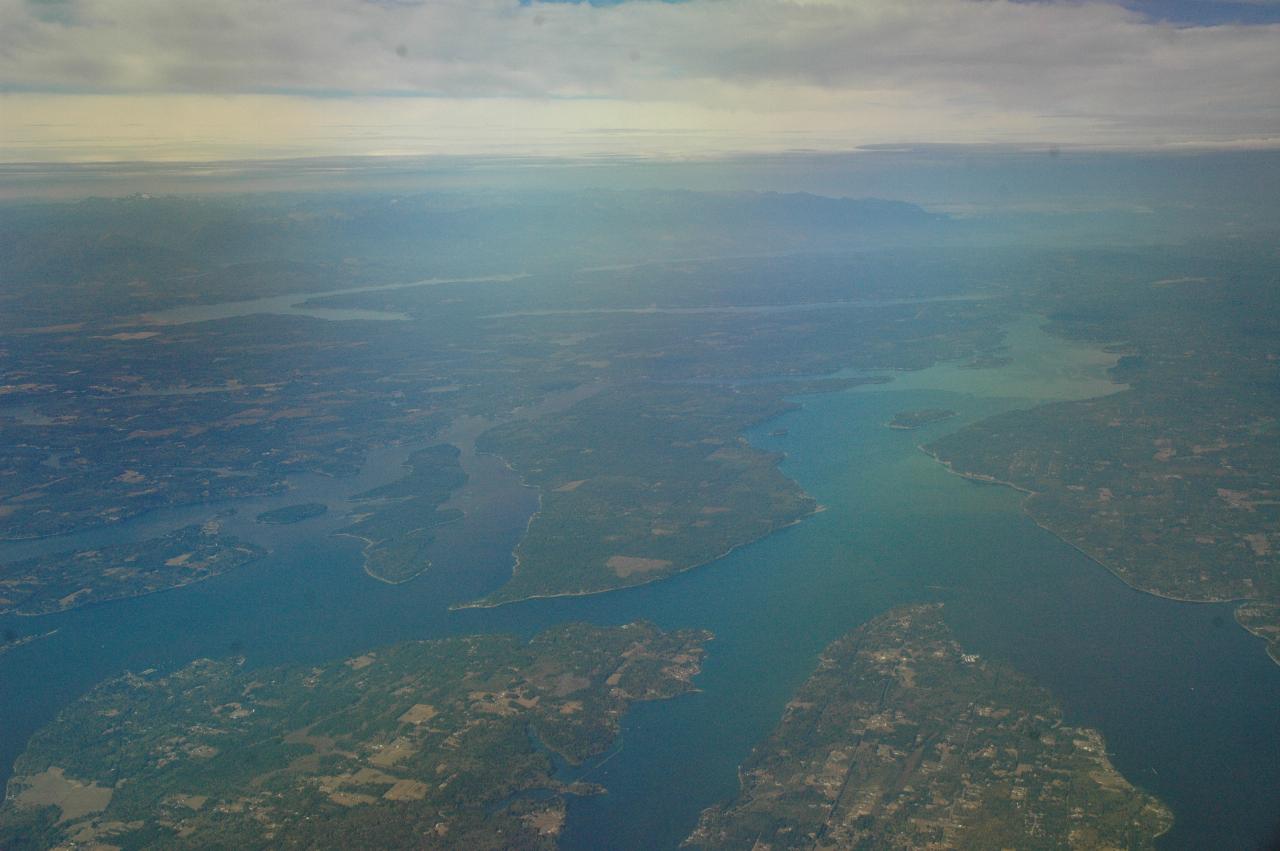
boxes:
[2,318,1278,849]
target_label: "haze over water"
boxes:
[4,0,1279,844]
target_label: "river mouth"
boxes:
[1,317,1277,850]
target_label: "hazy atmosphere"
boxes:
[2,2,1279,850]
[4,0,1280,161]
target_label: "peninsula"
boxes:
[0,525,263,616]
[887,408,957,430]
[0,621,710,850]
[688,604,1172,849]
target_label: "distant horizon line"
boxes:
[5,140,1280,171]
[4,144,1279,206]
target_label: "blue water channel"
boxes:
[1,317,1277,849]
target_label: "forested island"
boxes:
[256,503,328,525]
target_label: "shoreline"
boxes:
[4,546,268,617]
[918,444,1278,663]
[452,502,826,611]
[0,629,59,655]
[332,531,427,586]
[455,390,825,611]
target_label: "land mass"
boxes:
[0,524,263,616]
[0,629,58,657]
[926,261,1280,662]
[335,444,467,584]
[0,198,1012,613]
[469,383,819,606]
[256,502,328,525]
[887,408,957,430]
[1234,601,1280,666]
[0,621,710,850]
[687,604,1172,850]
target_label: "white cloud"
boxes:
[1,0,1277,159]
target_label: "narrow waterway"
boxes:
[131,273,527,325]
[2,318,1276,850]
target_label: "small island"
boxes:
[255,502,328,525]
[688,604,1172,850]
[887,407,957,430]
[336,444,467,584]
[0,621,710,850]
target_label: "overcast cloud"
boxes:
[2,0,1278,160]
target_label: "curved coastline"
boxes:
[919,444,1276,664]
[453,504,826,611]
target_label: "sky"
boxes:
[1,0,1279,162]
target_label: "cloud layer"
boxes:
[2,0,1278,160]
